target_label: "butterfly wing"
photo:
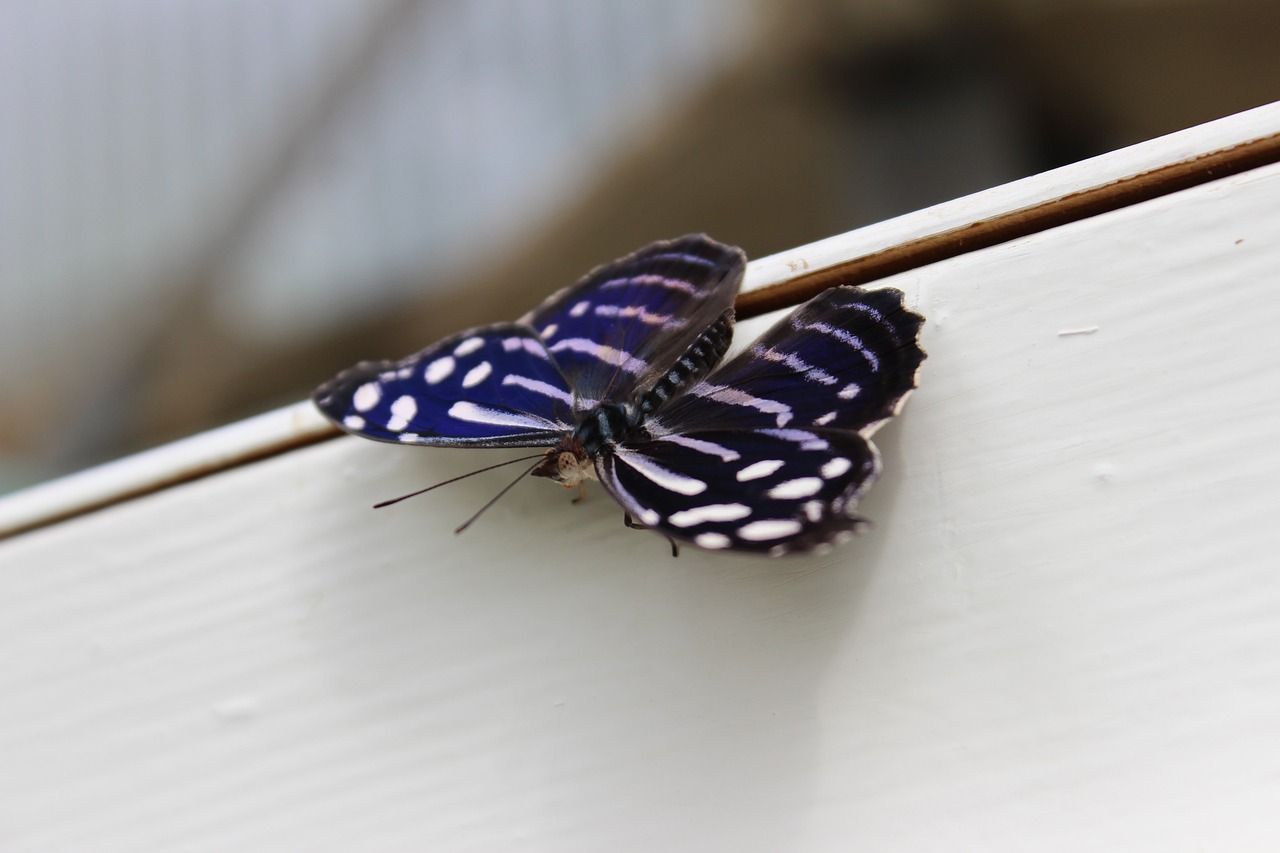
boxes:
[597,286,926,553]
[313,234,742,449]
[598,427,881,554]
[650,286,926,435]
[313,324,574,447]
[519,234,745,408]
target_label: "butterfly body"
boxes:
[529,403,629,489]
[530,306,736,491]
[314,235,925,555]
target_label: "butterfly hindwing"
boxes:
[597,428,880,554]
[593,284,926,554]
[519,235,745,407]
[313,323,574,447]
[651,286,926,436]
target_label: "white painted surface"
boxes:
[0,402,332,539]
[4,114,1280,850]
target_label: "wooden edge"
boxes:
[736,131,1280,318]
[4,118,1280,542]
[0,403,340,541]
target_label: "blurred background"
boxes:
[2,0,1277,494]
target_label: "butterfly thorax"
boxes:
[531,310,733,490]
[532,402,646,488]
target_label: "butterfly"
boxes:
[313,234,926,555]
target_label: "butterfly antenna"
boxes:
[454,458,546,534]
[373,453,545,508]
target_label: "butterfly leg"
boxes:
[623,512,680,558]
[572,483,587,504]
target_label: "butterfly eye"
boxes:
[557,452,583,481]
[558,453,572,471]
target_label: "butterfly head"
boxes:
[532,401,642,489]
[531,438,595,488]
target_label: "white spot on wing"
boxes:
[695,532,732,550]
[803,500,824,522]
[659,435,741,461]
[448,402,557,430]
[693,383,792,427]
[801,322,881,371]
[353,383,381,412]
[815,411,838,425]
[343,414,365,430]
[615,449,707,495]
[737,459,784,481]
[738,519,803,541]
[462,361,492,388]
[549,339,648,375]
[751,346,837,385]
[501,337,550,358]
[822,457,852,478]
[838,383,861,400]
[541,323,558,338]
[386,395,418,432]
[668,503,751,528]
[593,303,680,327]
[425,356,455,384]
[398,432,421,442]
[503,374,572,405]
[453,337,486,357]
[760,429,829,451]
[600,273,697,295]
[570,301,590,317]
[767,478,823,499]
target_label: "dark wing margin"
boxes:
[519,234,746,408]
[313,323,573,448]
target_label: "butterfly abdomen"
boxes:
[636,309,734,418]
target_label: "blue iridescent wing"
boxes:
[313,323,574,447]
[598,286,926,553]
[519,234,745,407]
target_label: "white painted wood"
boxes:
[0,402,333,538]
[4,111,1280,850]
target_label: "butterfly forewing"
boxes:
[650,286,925,437]
[598,428,880,554]
[313,323,574,447]
[519,235,745,408]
